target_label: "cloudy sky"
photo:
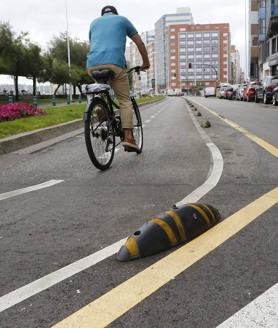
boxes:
[1,0,248,73]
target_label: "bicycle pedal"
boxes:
[124,145,139,153]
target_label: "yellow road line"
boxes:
[192,100,278,158]
[53,187,278,328]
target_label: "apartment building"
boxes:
[167,23,230,91]
[230,45,241,84]
[155,8,194,91]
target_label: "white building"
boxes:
[127,30,155,94]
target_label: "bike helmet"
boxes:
[101,5,118,16]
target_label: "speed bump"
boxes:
[117,203,221,261]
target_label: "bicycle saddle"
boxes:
[91,70,115,83]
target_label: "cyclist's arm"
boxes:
[131,33,150,70]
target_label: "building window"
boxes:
[187,33,194,38]
[170,35,175,39]
[196,33,202,38]
[212,32,219,37]
[187,41,194,45]
[272,37,277,54]
[171,56,176,59]
[180,55,186,59]
[180,28,186,31]
[171,28,176,32]
[203,33,210,38]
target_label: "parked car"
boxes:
[255,75,278,104]
[243,82,261,102]
[218,85,228,98]
[204,86,216,97]
[235,83,248,101]
[226,85,236,100]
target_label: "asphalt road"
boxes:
[0,96,277,328]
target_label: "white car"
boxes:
[204,87,216,97]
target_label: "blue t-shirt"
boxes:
[86,15,138,69]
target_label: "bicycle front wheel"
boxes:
[131,97,143,153]
[84,97,115,170]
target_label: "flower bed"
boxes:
[0,103,46,122]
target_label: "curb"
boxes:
[0,99,166,155]
[0,119,83,155]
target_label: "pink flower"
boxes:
[0,103,46,122]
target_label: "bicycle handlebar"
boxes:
[127,66,141,74]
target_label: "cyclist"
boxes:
[87,5,150,152]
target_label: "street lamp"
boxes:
[203,64,218,85]
[65,0,72,103]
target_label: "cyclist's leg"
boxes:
[108,65,138,151]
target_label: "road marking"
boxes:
[52,187,278,328]
[176,107,223,206]
[145,119,151,124]
[0,238,127,313]
[191,99,278,158]
[217,282,278,328]
[0,180,64,201]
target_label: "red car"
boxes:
[243,82,261,102]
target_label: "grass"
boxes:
[0,104,85,139]
[0,96,165,139]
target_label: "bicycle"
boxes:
[84,66,143,171]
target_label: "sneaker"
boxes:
[122,137,139,152]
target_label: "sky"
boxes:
[1,0,248,83]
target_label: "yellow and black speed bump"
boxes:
[117,203,221,261]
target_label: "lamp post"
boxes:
[65,0,72,103]
[203,64,218,85]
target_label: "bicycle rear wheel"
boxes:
[131,97,143,153]
[84,97,115,170]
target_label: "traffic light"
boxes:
[188,63,192,68]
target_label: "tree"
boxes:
[46,33,90,95]
[0,22,33,100]
[25,43,43,95]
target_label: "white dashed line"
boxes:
[0,180,64,201]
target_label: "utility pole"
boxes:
[65,0,72,103]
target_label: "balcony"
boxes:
[267,5,278,37]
